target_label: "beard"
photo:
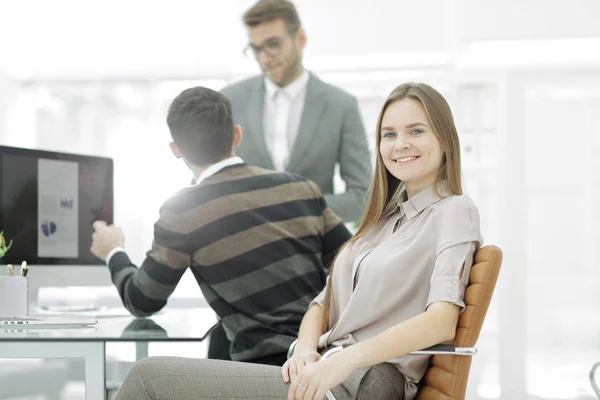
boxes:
[269,49,302,87]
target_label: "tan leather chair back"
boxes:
[416,245,503,400]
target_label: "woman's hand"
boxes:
[281,350,322,384]
[287,353,355,400]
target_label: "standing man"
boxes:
[221,0,372,223]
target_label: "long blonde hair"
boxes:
[321,82,463,332]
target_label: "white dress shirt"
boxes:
[193,156,244,185]
[105,156,245,264]
[263,69,310,171]
[310,182,482,399]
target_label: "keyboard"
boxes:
[0,317,42,324]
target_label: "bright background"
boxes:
[0,1,599,398]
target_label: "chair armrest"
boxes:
[409,344,477,356]
[319,344,477,361]
[590,361,600,398]
[287,339,299,359]
[313,344,476,400]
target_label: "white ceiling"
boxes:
[1,0,599,81]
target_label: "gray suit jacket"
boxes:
[221,73,372,222]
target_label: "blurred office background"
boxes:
[0,0,599,398]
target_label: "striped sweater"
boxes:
[108,163,351,361]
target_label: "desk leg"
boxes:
[135,342,149,360]
[0,341,106,400]
[84,342,106,400]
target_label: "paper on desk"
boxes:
[37,285,210,316]
[33,305,133,318]
[38,286,124,308]
[35,285,133,318]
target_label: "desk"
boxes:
[0,308,219,400]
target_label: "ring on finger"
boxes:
[298,383,307,391]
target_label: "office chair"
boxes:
[289,245,503,400]
[591,361,600,398]
[414,245,502,399]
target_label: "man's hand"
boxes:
[91,221,125,261]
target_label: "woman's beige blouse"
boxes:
[310,182,482,400]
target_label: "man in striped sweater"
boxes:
[90,87,351,366]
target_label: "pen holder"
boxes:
[0,276,28,317]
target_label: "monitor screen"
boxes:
[0,146,113,266]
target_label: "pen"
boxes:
[20,261,28,277]
[7,264,14,276]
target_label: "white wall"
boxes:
[1,0,599,80]
[458,0,600,41]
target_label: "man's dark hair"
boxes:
[243,0,301,33]
[166,87,234,166]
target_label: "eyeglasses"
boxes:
[243,36,288,59]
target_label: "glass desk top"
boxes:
[0,308,218,341]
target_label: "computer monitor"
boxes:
[0,145,114,303]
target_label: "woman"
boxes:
[115,83,482,400]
